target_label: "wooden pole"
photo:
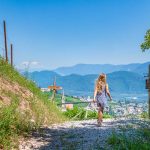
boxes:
[148,64,150,119]
[3,21,8,62]
[10,44,13,66]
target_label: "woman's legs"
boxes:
[98,106,103,123]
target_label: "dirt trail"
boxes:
[19,118,147,150]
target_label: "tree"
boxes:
[141,29,150,51]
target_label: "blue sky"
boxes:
[0,0,150,70]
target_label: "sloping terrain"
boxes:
[0,57,65,149]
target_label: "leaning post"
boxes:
[146,64,150,119]
[148,65,150,119]
[3,20,8,62]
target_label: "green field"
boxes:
[44,91,88,107]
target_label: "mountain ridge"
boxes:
[28,70,146,96]
[53,62,150,75]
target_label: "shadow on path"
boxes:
[20,118,150,150]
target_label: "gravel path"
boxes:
[19,118,146,150]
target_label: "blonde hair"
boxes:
[96,73,106,92]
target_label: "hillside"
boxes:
[0,57,65,149]
[28,71,146,96]
[133,62,150,75]
[107,71,146,93]
[53,62,150,75]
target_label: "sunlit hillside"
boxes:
[0,57,66,149]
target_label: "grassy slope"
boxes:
[0,57,66,149]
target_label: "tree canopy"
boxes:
[141,29,150,51]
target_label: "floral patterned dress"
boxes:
[96,85,107,109]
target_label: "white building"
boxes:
[40,88,50,92]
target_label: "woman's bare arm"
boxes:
[106,84,112,101]
[93,85,97,102]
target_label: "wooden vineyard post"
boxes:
[148,65,150,119]
[3,20,8,62]
[146,64,150,119]
[10,44,13,67]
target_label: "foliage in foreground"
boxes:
[63,106,112,120]
[141,29,150,51]
[140,112,149,119]
[108,126,150,150]
[108,133,150,150]
[0,57,66,148]
[0,97,31,149]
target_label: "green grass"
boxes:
[108,133,150,150]
[0,96,32,149]
[108,127,150,150]
[63,106,112,120]
[0,57,66,148]
[140,112,149,119]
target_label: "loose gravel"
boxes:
[19,118,149,150]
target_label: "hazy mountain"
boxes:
[28,71,146,96]
[106,71,145,93]
[53,62,150,75]
[133,62,150,75]
[28,70,60,87]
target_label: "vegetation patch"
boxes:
[63,106,112,120]
[0,57,66,148]
[140,112,149,119]
[107,123,150,150]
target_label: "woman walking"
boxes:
[93,73,112,126]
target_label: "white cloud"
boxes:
[21,61,40,67]
[16,61,44,71]
[31,61,39,65]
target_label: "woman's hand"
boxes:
[93,99,96,103]
[110,97,112,101]
[93,85,97,103]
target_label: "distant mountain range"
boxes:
[24,62,149,97]
[27,70,146,96]
[53,62,150,75]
